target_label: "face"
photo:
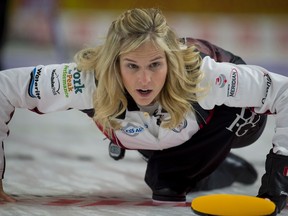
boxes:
[119,41,168,106]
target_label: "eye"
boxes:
[150,62,161,69]
[127,63,138,69]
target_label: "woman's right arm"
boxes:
[0,63,96,201]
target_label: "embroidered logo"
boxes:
[226,108,261,137]
[215,74,227,88]
[28,67,42,99]
[51,69,60,95]
[121,123,144,137]
[62,65,85,98]
[153,108,165,126]
[262,73,272,104]
[172,119,188,133]
[227,68,239,97]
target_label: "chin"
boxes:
[132,94,155,106]
[136,99,154,106]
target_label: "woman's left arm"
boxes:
[199,56,288,153]
[198,56,288,214]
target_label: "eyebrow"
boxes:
[123,56,164,62]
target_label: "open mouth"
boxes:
[137,89,152,95]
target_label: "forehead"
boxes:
[120,41,165,60]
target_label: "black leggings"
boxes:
[139,106,267,192]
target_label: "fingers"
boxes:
[0,192,17,202]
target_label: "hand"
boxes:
[0,180,17,202]
[269,195,287,214]
[257,149,288,215]
[258,194,287,215]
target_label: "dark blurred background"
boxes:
[1,0,288,75]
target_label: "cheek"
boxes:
[158,69,168,86]
[120,70,132,89]
[119,66,126,81]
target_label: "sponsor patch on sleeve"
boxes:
[227,68,239,97]
[62,65,85,98]
[28,67,43,99]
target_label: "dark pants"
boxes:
[139,105,267,192]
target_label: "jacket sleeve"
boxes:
[0,63,96,178]
[198,56,288,154]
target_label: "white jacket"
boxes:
[0,56,288,179]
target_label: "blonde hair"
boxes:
[75,8,205,131]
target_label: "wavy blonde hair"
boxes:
[75,8,205,131]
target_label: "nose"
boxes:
[138,69,151,85]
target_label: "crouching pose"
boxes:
[0,8,287,215]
